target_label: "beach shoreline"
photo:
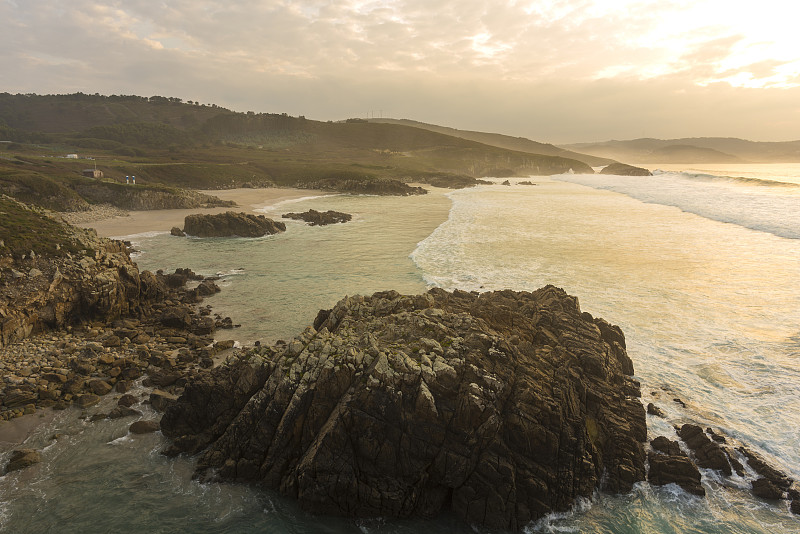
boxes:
[73,187,328,238]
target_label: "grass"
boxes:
[0,196,87,259]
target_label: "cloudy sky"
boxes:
[3,0,800,143]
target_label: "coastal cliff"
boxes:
[0,196,154,346]
[161,286,646,530]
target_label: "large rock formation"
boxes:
[282,209,352,226]
[161,286,646,531]
[182,212,286,237]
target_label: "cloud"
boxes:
[2,0,799,141]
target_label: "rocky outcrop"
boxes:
[281,209,352,226]
[647,436,704,496]
[296,177,427,196]
[182,212,286,237]
[600,163,652,176]
[0,199,165,347]
[4,449,42,473]
[161,286,646,531]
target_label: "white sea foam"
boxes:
[254,194,339,215]
[111,230,170,240]
[555,171,800,239]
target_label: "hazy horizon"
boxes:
[3,1,800,144]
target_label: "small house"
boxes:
[82,169,103,179]
[66,153,78,159]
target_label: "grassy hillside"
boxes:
[370,118,614,167]
[0,92,597,210]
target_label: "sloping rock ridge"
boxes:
[161,286,646,531]
[182,211,286,237]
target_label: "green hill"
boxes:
[369,118,613,167]
[0,92,596,210]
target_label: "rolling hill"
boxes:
[562,137,800,163]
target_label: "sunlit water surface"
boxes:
[2,167,800,533]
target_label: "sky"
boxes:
[2,0,800,143]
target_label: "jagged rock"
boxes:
[182,212,286,238]
[4,449,42,473]
[647,436,704,496]
[282,209,352,226]
[129,420,160,434]
[600,163,652,176]
[791,498,800,515]
[678,424,731,476]
[170,227,185,237]
[196,280,221,297]
[161,286,646,531]
[737,446,792,491]
[647,403,665,417]
[501,179,511,185]
[752,477,784,500]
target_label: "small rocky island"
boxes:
[282,209,352,226]
[161,286,647,530]
[600,163,652,176]
[178,212,286,237]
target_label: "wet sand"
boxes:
[79,187,327,238]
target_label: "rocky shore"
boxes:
[0,197,238,422]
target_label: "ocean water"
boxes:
[2,166,800,532]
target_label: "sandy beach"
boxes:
[77,187,327,238]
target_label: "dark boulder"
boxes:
[752,477,784,500]
[161,286,646,531]
[678,424,732,476]
[647,436,704,496]
[282,209,352,226]
[183,212,286,238]
[170,227,185,237]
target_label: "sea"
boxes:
[2,163,800,533]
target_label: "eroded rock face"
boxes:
[182,212,286,238]
[161,286,646,531]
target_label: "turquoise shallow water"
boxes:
[2,167,800,532]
